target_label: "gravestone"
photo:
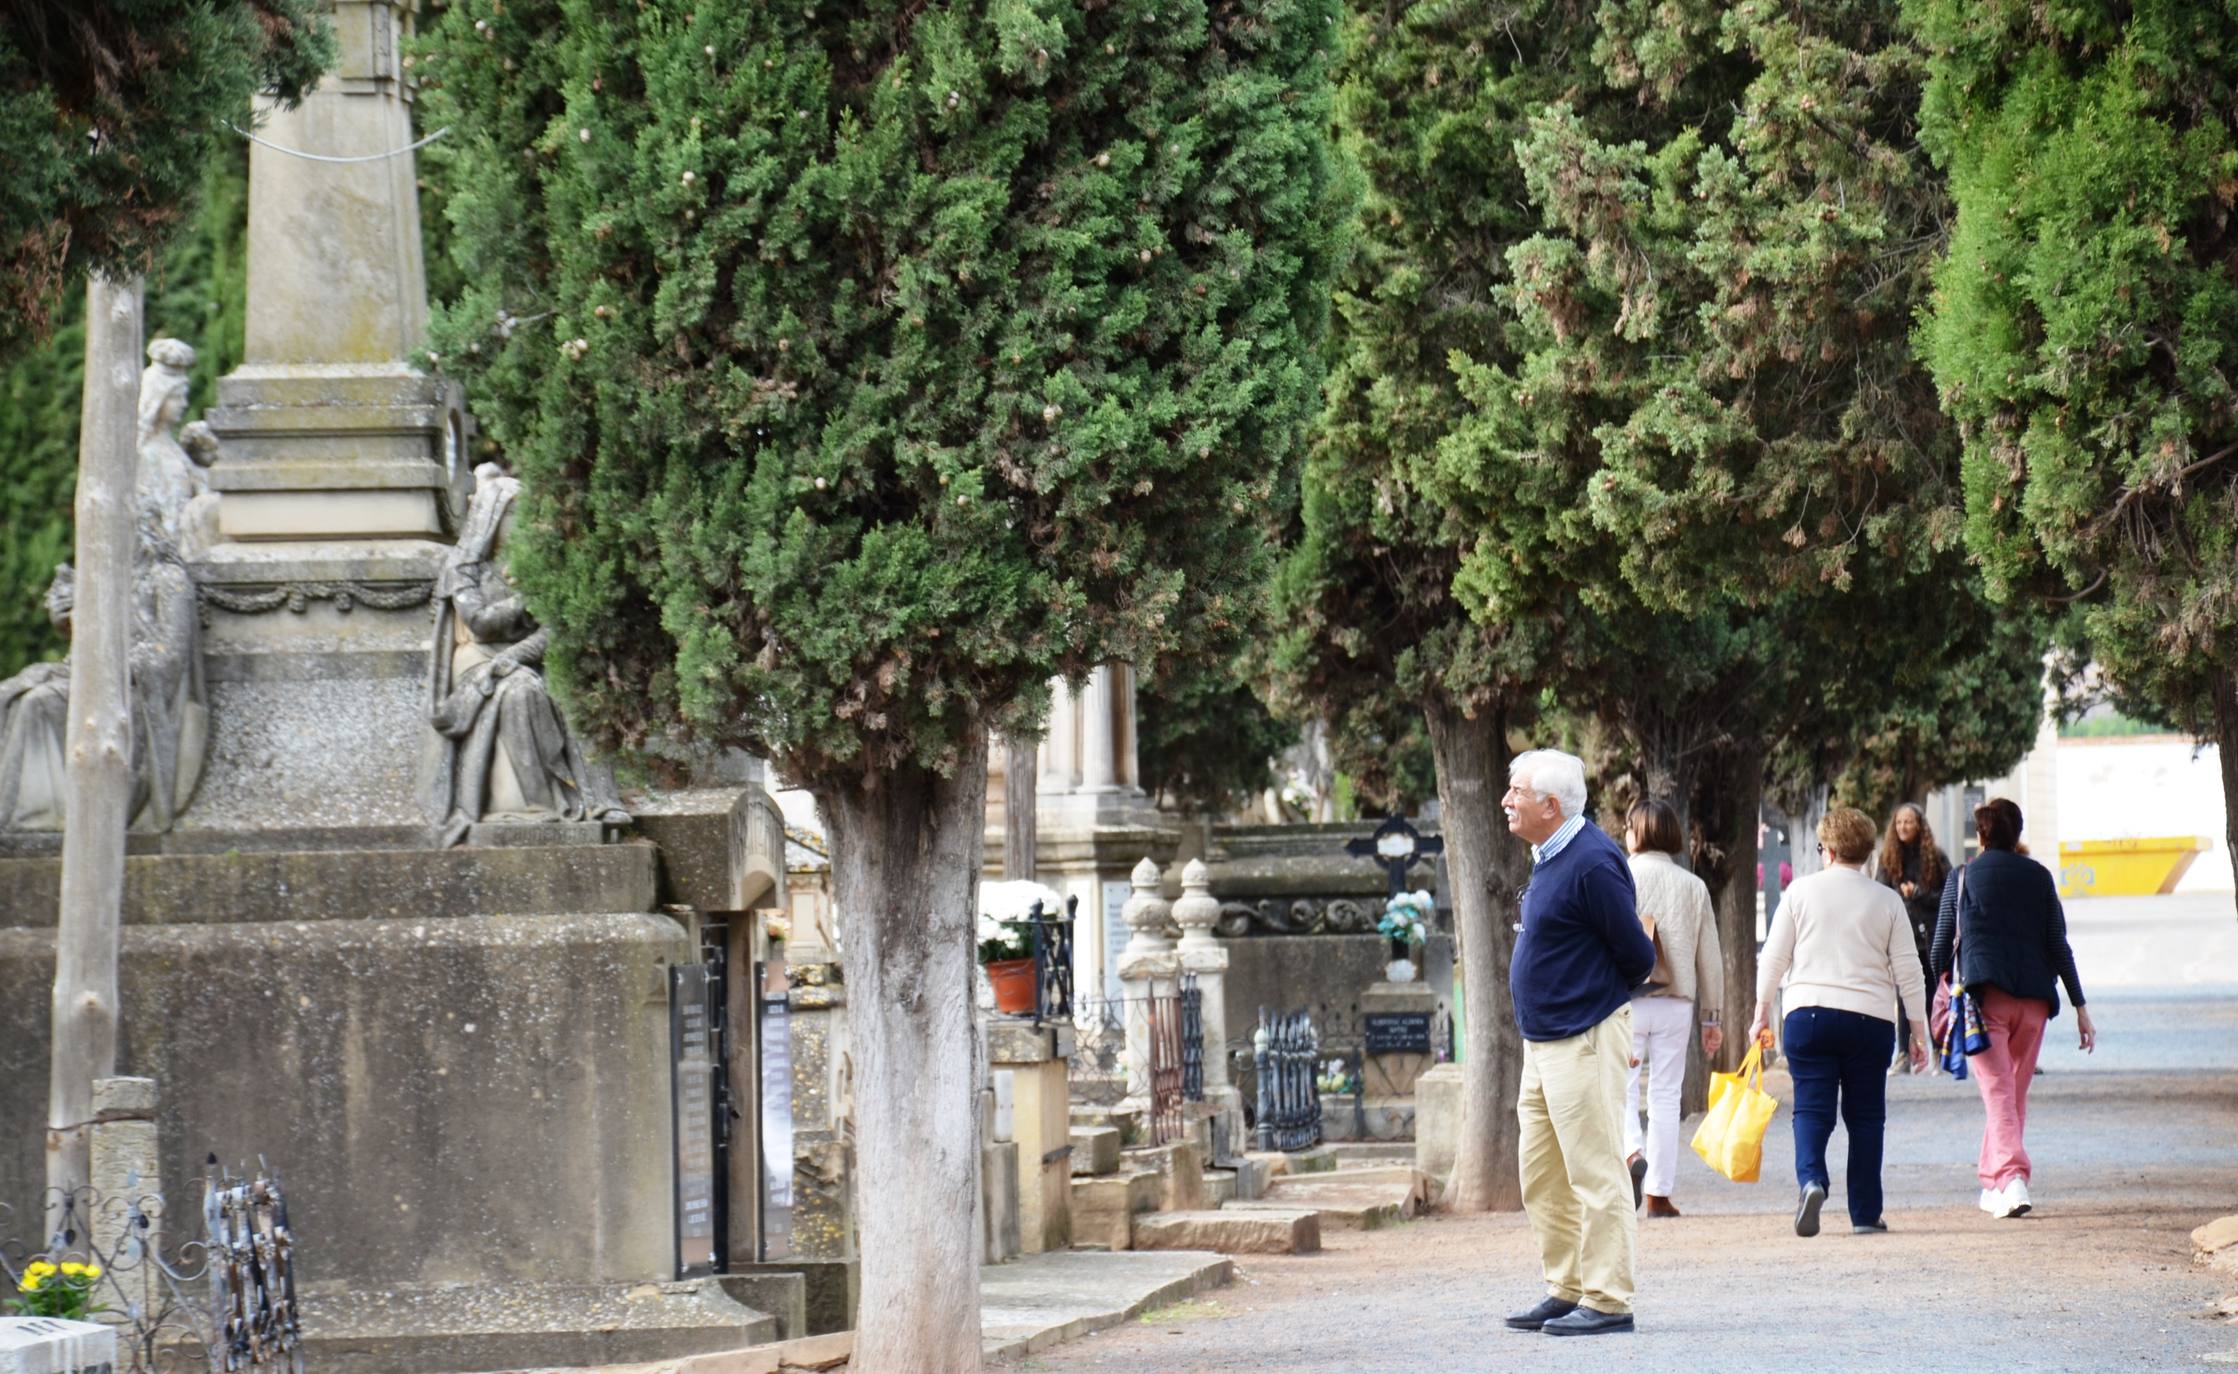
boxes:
[0,1318,115,1374]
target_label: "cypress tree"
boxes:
[418,3,1344,1362]
[0,143,253,676]
[1273,0,1610,1212]
[0,0,328,356]
[1909,0,2238,902]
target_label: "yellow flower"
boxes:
[17,1276,38,1293]
[23,1260,55,1280]
[80,1263,100,1280]
[59,1261,87,1278]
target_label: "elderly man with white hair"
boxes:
[1499,748,1656,1338]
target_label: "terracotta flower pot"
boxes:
[985,956,1039,1014]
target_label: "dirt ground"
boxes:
[1001,979,2238,1374]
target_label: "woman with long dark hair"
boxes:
[1931,798,2096,1219]
[1875,803,1948,1072]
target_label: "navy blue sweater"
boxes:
[1510,823,1657,1041]
[1929,850,2085,1018]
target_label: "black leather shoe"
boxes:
[1544,1307,1635,1337]
[1795,1182,1826,1237]
[1852,1219,1888,1234]
[1503,1297,1579,1331]
[1628,1152,1647,1209]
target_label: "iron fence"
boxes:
[1027,897,1076,1027]
[1251,1007,1325,1152]
[0,1162,301,1372]
[1067,978,1201,1148]
[1145,984,1185,1146]
[1179,973,1204,1103]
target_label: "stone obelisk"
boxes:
[189,0,469,845]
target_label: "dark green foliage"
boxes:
[1136,652,1294,815]
[0,0,329,355]
[1455,0,2044,824]
[417,1,1346,784]
[0,144,251,677]
[1273,0,1594,767]
[1910,0,2238,736]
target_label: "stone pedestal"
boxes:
[1412,1062,1465,1183]
[1115,859,1176,1116]
[1360,981,1438,1099]
[989,1020,1075,1254]
[86,1077,160,1265]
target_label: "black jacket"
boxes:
[1930,850,2086,1019]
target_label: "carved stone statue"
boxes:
[137,337,220,555]
[0,516,207,833]
[0,570,76,828]
[423,463,629,848]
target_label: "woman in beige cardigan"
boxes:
[1748,806,1930,1238]
[1623,799,1724,1217]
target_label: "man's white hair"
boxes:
[1510,748,1588,822]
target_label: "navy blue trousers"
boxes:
[1783,1006,1894,1226]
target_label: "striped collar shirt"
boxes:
[1532,812,1588,867]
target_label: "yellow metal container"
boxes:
[2057,837,2210,897]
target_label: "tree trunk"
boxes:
[1688,744,1763,1076]
[2216,673,2238,927]
[817,730,990,1374]
[1424,694,1529,1212]
[1001,732,1037,881]
[47,273,143,1233]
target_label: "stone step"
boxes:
[1325,1141,1419,1166]
[1070,1125,1123,1177]
[1243,1143,1337,1178]
[300,1278,776,1374]
[1224,1168,1429,1232]
[1132,1209,1321,1256]
[1069,1102,1143,1147]
[0,841,660,928]
[1070,1169,1160,1251]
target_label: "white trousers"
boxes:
[1623,994,1695,1198]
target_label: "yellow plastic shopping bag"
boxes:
[1690,1042,1779,1183]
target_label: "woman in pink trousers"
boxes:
[1930,798,2097,1218]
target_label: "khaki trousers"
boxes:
[1518,1004,1637,1315]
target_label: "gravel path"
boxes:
[1002,896,2238,1374]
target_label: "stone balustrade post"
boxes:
[1116,856,1175,1108]
[1172,858,1242,1160]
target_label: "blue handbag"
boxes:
[1937,867,1993,1077]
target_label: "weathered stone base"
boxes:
[724,1261,858,1338]
[1070,1170,1159,1251]
[0,911,685,1289]
[1319,1092,1418,1143]
[300,1279,775,1374]
[0,840,658,927]
[1131,1208,1321,1255]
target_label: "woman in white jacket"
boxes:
[1622,799,1724,1218]
[1749,806,1931,1238]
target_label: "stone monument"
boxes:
[0,3,795,1365]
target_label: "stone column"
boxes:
[1117,662,1141,790]
[209,0,466,540]
[184,0,475,843]
[1081,664,1120,792]
[1039,676,1078,794]
[1116,857,1175,1110]
[1172,859,1243,1162]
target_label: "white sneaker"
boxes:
[1987,1178,2033,1218]
[2001,1178,2032,1218]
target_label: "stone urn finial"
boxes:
[1173,857,1220,952]
[1119,855,1173,962]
